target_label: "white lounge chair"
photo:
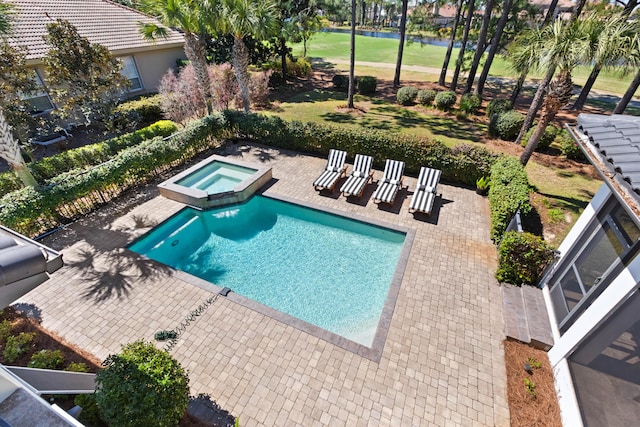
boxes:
[373,159,406,204]
[313,149,347,192]
[409,166,442,215]
[340,154,374,198]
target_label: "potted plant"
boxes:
[476,176,490,196]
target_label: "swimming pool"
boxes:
[176,161,255,193]
[129,195,409,349]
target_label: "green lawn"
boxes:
[294,32,640,96]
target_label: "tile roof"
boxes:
[6,0,184,61]
[574,114,640,208]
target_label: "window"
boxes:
[120,56,143,91]
[549,202,640,333]
[22,70,54,114]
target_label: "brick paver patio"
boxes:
[20,144,509,426]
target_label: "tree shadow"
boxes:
[538,191,590,214]
[320,112,357,124]
[11,303,43,323]
[187,393,235,427]
[284,90,346,104]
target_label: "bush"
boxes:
[435,91,457,111]
[249,70,272,108]
[559,129,585,160]
[488,157,532,242]
[95,341,189,427]
[286,57,311,77]
[4,332,36,363]
[491,111,525,141]
[459,93,481,114]
[111,95,164,130]
[0,320,12,342]
[75,394,107,427]
[496,231,555,286]
[210,63,239,110]
[521,124,560,151]
[65,362,89,372]
[158,65,206,124]
[332,74,349,90]
[397,86,419,105]
[28,349,65,369]
[357,76,377,95]
[486,98,512,118]
[417,89,437,106]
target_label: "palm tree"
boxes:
[220,0,277,112]
[474,0,512,97]
[464,0,494,94]
[140,0,216,115]
[392,0,408,88]
[614,68,640,114]
[520,18,593,165]
[348,0,356,108]
[450,0,476,91]
[438,0,464,86]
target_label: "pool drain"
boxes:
[219,287,232,296]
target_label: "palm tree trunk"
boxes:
[393,0,409,88]
[183,32,213,116]
[464,0,494,94]
[520,107,555,166]
[613,68,640,114]
[360,0,366,26]
[348,0,356,109]
[0,108,37,187]
[572,62,601,110]
[451,0,476,92]
[515,65,556,145]
[542,0,559,26]
[280,37,288,81]
[509,68,528,107]
[439,0,465,86]
[475,0,512,97]
[232,36,251,113]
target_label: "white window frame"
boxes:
[21,70,55,115]
[120,56,143,92]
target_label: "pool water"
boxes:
[176,161,256,193]
[129,196,406,347]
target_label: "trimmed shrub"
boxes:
[396,86,419,105]
[28,349,65,369]
[488,157,532,242]
[65,362,89,372]
[95,340,189,427]
[4,332,36,363]
[486,98,512,118]
[332,74,349,90]
[521,124,560,151]
[417,89,437,106]
[435,91,457,111]
[111,95,164,130]
[559,129,586,160]
[286,57,311,77]
[459,93,481,114]
[496,231,555,286]
[357,76,377,95]
[492,111,525,141]
[75,394,107,427]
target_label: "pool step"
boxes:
[501,284,554,350]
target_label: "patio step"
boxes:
[501,284,554,350]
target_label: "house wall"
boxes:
[125,46,186,95]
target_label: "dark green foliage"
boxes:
[357,76,377,95]
[491,111,526,141]
[28,349,64,369]
[65,362,89,372]
[488,157,532,242]
[75,393,107,427]
[496,231,555,286]
[111,95,164,130]
[417,89,437,106]
[332,74,349,89]
[0,320,12,342]
[522,124,559,151]
[559,129,586,160]
[396,86,419,105]
[4,332,35,363]
[95,341,189,427]
[0,120,177,194]
[459,93,481,114]
[486,98,512,118]
[434,91,457,111]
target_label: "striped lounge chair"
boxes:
[340,154,374,198]
[313,149,348,192]
[409,166,442,215]
[373,159,406,204]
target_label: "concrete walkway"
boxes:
[20,144,509,426]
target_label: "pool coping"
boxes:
[130,192,415,363]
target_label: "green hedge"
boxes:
[496,231,555,286]
[223,111,497,186]
[0,120,178,195]
[488,157,532,242]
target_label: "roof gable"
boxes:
[6,0,184,61]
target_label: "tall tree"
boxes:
[393,0,408,87]
[475,0,512,97]
[348,0,356,108]
[464,0,494,94]
[450,0,475,91]
[220,0,277,112]
[141,0,215,115]
[438,0,464,86]
[614,68,640,114]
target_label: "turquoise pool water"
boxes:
[129,196,406,347]
[176,161,256,193]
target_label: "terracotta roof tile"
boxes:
[6,0,184,61]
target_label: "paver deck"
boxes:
[19,144,509,426]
